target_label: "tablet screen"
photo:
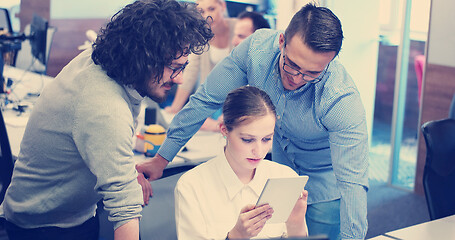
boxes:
[256,176,309,223]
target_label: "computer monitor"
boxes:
[29,14,48,66]
[0,8,13,34]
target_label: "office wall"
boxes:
[45,0,130,77]
[327,0,380,147]
[50,0,128,19]
[414,0,455,194]
[16,0,50,32]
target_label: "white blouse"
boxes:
[174,148,301,240]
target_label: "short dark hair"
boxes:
[223,86,276,131]
[237,11,270,31]
[92,0,213,86]
[285,3,343,55]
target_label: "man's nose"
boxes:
[172,72,184,84]
[290,74,305,84]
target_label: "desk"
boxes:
[3,65,54,83]
[381,214,455,240]
[2,65,54,100]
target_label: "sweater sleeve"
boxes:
[72,78,143,230]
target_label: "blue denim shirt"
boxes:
[158,29,369,239]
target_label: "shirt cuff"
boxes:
[157,138,182,162]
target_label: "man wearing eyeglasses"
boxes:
[0,1,213,240]
[138,3,368,240]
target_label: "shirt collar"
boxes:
[214,147,269,200]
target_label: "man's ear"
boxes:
[279,33,285,51]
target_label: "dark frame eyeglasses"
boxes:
[282,52,330,84]
[167,61,189,79]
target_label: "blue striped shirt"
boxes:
[158,29,369,239]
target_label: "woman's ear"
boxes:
[220,122,228,137]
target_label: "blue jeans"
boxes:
[306,199,341,240]
[5,215,99,240]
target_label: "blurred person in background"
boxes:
[232,11,271,47]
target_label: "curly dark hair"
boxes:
[91,0,213,86]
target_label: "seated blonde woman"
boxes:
[175,86,308,239]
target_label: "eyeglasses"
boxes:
[282,53,329,84]
[167,61,189,79]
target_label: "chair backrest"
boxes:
[421,118,455,220]
[0,110,14,204]
[450,94,455,119]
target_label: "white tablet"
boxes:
[256,176,309,223]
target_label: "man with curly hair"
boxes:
[0,1,212,239]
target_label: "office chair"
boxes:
[449,94,455,119]
[421,118,455,220]
[0,110,14,204]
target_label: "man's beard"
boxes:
[138,80,174,103]
[147,90,168,103]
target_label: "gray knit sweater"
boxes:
[1,49,143,230]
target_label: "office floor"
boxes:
[366,183,430,239]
